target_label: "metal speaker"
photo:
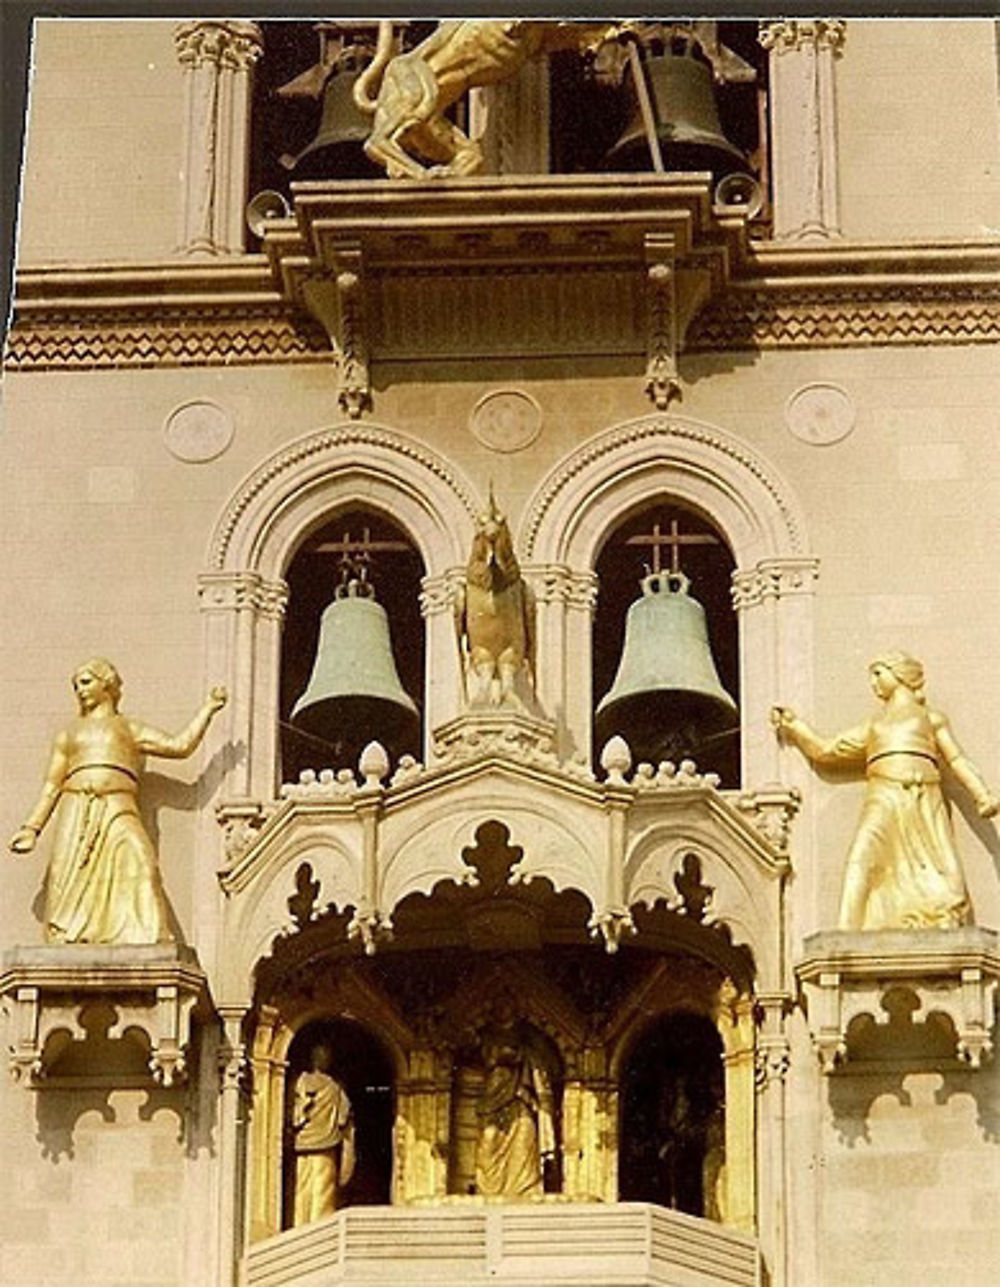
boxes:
[245,190,291,238]
[291,581,419,757]
[596,571,737,764]
[605,48,749,179]
[714,172,763,218]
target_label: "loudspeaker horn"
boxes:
[713,172,763,219]
[245,190,292,238]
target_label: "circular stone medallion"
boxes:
[784,382,856,446]
[163,399,235,463]
[470,390,542,454]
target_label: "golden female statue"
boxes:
[291,1045,355,1226]
[9,659,227,945]
[475,1009,556,1199]
[773,651,997,930]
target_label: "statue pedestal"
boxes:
[0,942,210,1087]
[431,709,562,771]
[796,927,1000,1073]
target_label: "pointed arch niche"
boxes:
[520,414,818,783]
[200,424,478,802]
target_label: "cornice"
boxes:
[5,237,999,372]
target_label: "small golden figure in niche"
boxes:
[292,1044,355,1226]
[9,659,227,945]
[772,651,998,930]
[475,1007,556,1199]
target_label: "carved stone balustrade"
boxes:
[0,943,210,1087]
[257,175,753,416]
[796,928,1000,1073]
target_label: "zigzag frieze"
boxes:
[4,307,329,371]
[5,283,999,371]
[688,286,1000,350]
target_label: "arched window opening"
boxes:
[593,499,739,786]
[619,1010,725,1218]
[283,1017,394,1228]
[280,508,424,783]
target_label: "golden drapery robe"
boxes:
[475,1027,555,1199]
[292,1069,355,1226]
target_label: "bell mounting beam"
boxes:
[625,516,720,576]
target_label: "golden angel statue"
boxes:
[9,658,227,945]
[773,651,998,931]
[455,493,536,709]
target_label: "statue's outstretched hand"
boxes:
[207,686,228,714]
[770,705,796,737]
[976,794,999,820]
[10,827,38,854]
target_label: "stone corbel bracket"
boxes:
[0,944,211,1088]
[260,175,749,414]
[796,928,1000,1073]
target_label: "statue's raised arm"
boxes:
[774,651,997,931]
[9,659,227,945]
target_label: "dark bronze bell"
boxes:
[291,574,419,763]
[605,48,749,179]
[596,571,737,764]
[279,59,377,178]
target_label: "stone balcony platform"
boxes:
[245,1202,759,1287]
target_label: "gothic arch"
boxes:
[517,413,818,780]
[521,412,806,568]
[209,422,479,576]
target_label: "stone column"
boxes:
[420,570,466,756]
[471,57,551,174]
[528,565,598,763]
[216,1007,251,1287]
[760,20,846,240]
[174,21,263,256]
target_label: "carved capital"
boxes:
[174,20,263,71]
[419,569,465,618]
[734,786,801,856]
[755,1038,791,1088]
[731,558,819,610]
[216,799,269,868]
[527,565,599,612]
[198,572,289,619]
[759,19,846,54]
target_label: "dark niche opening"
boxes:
[619,1010,725,1218]
[283,1017,395,1227]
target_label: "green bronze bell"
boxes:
[596,571,737,763]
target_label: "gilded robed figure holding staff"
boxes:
[773,651,997,931]
[9,658,227,945]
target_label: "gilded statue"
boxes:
[9,659,227,945]
[455,493,536,709]
[353,19,625,179]
[475,1008,556,1199]
[292,1044,355,1226]
[773,651,998,931]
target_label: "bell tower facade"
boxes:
[3,17,1000,1287]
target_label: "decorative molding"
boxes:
[469,389,543,453]
[526,565,600,612]
[688,281,1000,349]
[208,425,479,572]
[8,244,999,372]
[198,571,290,619]
[759,19,846,54]
[418,569,466,618]
[731,559,820,611]
[784,382,856,446]
[163,398,236,462]
[733,787,801,856]
[522,417,807,561]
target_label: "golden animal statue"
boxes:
[352,18,627,179]
[455,494,536,709]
